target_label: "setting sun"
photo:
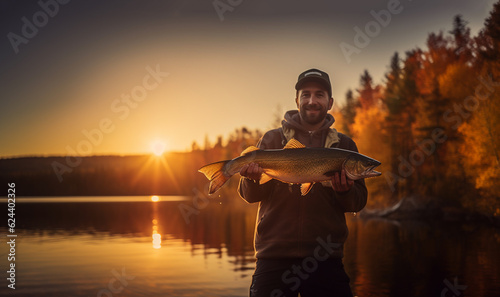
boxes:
[151,140,167,156]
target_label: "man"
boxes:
[238,68,367,297]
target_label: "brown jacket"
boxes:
[238,110,367,259]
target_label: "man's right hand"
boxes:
[240,162,263,182]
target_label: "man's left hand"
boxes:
[331,169,354,193]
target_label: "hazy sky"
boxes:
[0,0,497,157]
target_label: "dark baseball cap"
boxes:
[295,68,332,97]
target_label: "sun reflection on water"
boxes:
[152,233,162,249]
[152,218,162,249]
[151,197,162,249]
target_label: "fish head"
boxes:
[343,154,381,180]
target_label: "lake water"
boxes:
[1,196,499,297]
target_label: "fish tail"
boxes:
[198,161,231,195]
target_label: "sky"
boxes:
[0,0,497,157]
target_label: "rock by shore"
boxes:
[360,195,500,226]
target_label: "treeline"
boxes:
[332,3,500,215]
[0,127,262,197]
[2,4,499,218]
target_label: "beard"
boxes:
[299,105,328,126]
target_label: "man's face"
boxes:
[296,81,333,127]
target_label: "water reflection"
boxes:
[344,217,500,297]
[10,196,258,275]
[2,196,499,297]
[151,196,162,249]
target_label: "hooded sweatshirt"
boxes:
[238,110,367,259]
[282,110,335,148]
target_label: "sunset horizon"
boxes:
[1,0,497,157]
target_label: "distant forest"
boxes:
[2,3,500,218]
[0,127,262,197]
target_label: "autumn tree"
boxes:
[357,70,382,109]
[410,32,457,198]
[457,1,500,214]
[340,89,358,137]
[434,15,478,198]
[449,15,473,64]
[382,52,406,201]
[350,71,391,208]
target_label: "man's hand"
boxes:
[331,169,354,193]
[240,162,263,182]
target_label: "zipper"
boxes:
[308,131,314,146]
[297,188,303,255]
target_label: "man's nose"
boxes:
[306,97,317,104]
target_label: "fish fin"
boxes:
[259,173,273,184]
[300,183,314,196]
[198,161,231,195]
[240,146,260,156]
[320,181,333,188]
[283,138,306,149]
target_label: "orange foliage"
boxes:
[458,87,500,213]
[336,4,500,217]
[351,106,392,208]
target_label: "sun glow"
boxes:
[151,140,167,156]
[151,195,160,202]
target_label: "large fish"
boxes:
[198,139,381,196]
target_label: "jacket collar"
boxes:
[281,110,339,148]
